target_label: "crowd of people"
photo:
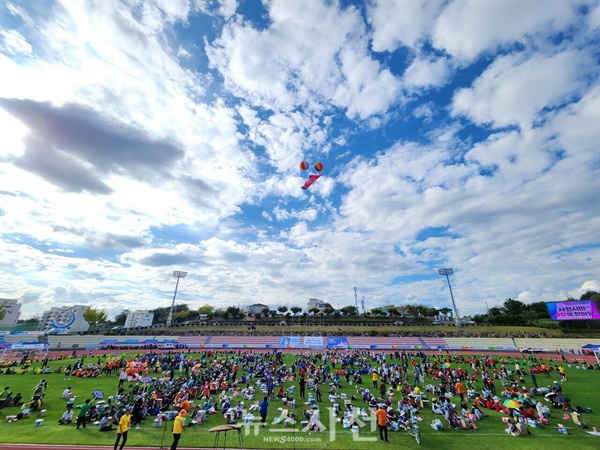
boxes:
[0,346,596,448]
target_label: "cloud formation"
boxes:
[0,0,597,321]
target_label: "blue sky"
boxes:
[0,0,598,320]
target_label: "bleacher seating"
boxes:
[346,336,423,348]
[443,337,515,349]
[177,336,209,347]
[207,335,281,347]
[32,333,595,352]
[513,338,595,352]
[420,337,448,348]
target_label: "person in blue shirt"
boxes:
[259,396,269,428]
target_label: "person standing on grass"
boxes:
[299,376,306,399]
[114,408,131,450]
[259,396,269,427]
[455,379,465,402]
[315,380,322,402]
[170,409,186,450]
[376,405,389,442]
[0,386,9,408]
[76,399,91,429]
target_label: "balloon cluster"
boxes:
[300,161,323,172]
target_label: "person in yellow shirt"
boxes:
[170,409,186,450]
[372,371,378,389]
[558,365,567,382]
[114,408,131,450]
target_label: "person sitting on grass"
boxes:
[58,405,74,425]
[99,413,114,432]
[398,410,408,430]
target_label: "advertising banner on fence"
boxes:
[546,300,600,321]
[303,336,324,348]
[279,336,301,347]
[327,336,349,349]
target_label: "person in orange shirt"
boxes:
[455,379,465,402]
[375,405,389,442]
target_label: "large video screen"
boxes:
[546,300,600,321]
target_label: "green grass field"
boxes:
[0,351,598,449]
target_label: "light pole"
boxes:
[438,268,461,327]
[167,270,188,327]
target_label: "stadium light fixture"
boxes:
[167,270,188,327]
[438,268,461,327]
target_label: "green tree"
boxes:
[526,301,551,319]
[371,307,384,316]
[323,306,335,316]
[83,307,108,329]
[151,304,190,324]
[114,310,129,326]
[225,306,244,320]
[502,299,527,315]
[0,303,6,321]
[278,306,288,315]
[341,306,358,316]
[198,305,214,315]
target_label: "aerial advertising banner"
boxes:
[546,300,600,321]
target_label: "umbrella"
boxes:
[554,395,571,404]
[140,377,153,383]
[503,399,521,409]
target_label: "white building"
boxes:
[39,305,90,333]
[0,298,21,328]
[307,298,332,312]
[125,310,154,328]
[245,303,269,316]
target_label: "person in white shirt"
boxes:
[58,406,74,424]
[62,387,73,400]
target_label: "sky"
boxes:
[0,0,599,321]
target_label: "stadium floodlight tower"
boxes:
[167,270,188,328]
[438,268,461,327]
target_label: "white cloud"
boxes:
[0,29,33,55]
[0,0,597,320]
[368,0,444,51]
[432,0,581,62]
[216,0,237,18]
[403,55,452,90]
[207,0,402,118]
[452,50,595,129]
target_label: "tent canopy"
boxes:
[582,344,600,350]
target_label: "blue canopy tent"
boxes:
[582,344,600,364]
